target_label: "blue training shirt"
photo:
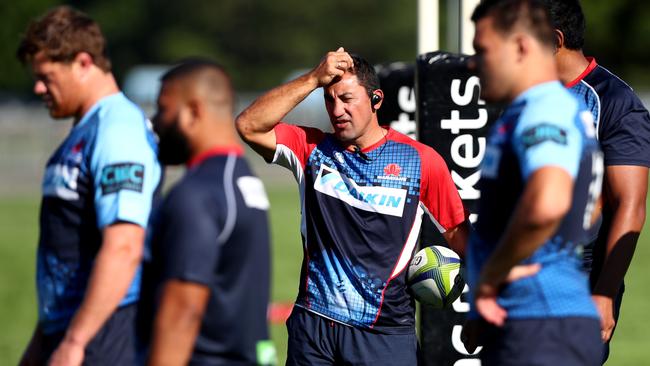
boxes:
[38,92,161,334]
[467,81,602,320]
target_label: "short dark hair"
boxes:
[17,6,112,72]
[348,54,380,98]
[539,0,585,50]
[162,58,234,109]
[161,58,228,84]
[471,0,555,50]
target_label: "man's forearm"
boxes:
[593,205,644,297]
[148,281,209,366]
[481,168,571,284]
[593,165,648,297]
[62,224,144,347]
[482,208,562,284]
[236,72,318,137]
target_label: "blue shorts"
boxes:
[286,306,418,366]
[38,304,137,365]
[479,317,601,366]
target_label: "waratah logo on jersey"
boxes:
[314,165,407,217]
[384,163,401,176]
[378,163,407,182]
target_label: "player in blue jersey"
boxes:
[16,6,161,366]
[236,49,469,365]
[142,60,275,365]
[541,0,650,361]
[464,0,603,365]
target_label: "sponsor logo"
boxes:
[42,163,80,200]
[100,163,144,195]
[314,165,407,217]
[580,111,596,138]
[237,176,270,210]
[383,163,402,176]
[521,123,567,148]
[378,163,407,181]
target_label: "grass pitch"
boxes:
[1,185,649,364]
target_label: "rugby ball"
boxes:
[407,245,464,308]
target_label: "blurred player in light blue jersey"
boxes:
[17,6,161,366]
[542,0,650,362]
[464,0,603,365]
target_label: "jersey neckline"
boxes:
[344,126,394,154]
[187,145,244,168]
[74,92,124,130]
[565,57,598,88]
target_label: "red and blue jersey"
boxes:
[272,123,465,333]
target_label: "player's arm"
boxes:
[443,221,471,258]
[592,165,648,341]
[49,223,145,366]
[235,47,353,161]
[147,280,210,366]
[476,166,572,326]
[19,326,46,366]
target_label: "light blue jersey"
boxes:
[467,81,603,320]
[38,92,161,333]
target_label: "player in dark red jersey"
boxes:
[542,1,650,361]
[236,49,469,365]
[144,60,275,365]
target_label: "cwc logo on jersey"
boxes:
[521,123,568,148]
[100,162,144,195]
[314,165,407,217]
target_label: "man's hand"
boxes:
[475,263,541,327]
[593,294,615,342]
[310,47,354,88]
[48,338,85,366]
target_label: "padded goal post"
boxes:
[377,51,503,365]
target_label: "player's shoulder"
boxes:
[585,65,644,110]
[163,171,214,214]
[519,82,580,128]
[386,128,449,173]
[97,93,145,124]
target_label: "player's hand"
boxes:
[48,339,85,366]
[593,294,615,342]
[476,263,541,327]
[310,47,354,87]
[474,282,506,326]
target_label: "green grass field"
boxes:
[1,184,650,364]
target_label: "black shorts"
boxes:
[39,304,137,365]
[286,306,418,366]
[480,317,602,366]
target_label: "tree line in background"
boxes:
[1,0,649,97]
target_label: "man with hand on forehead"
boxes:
[236,47,469,365]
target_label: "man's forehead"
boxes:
[325,73,362,94]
